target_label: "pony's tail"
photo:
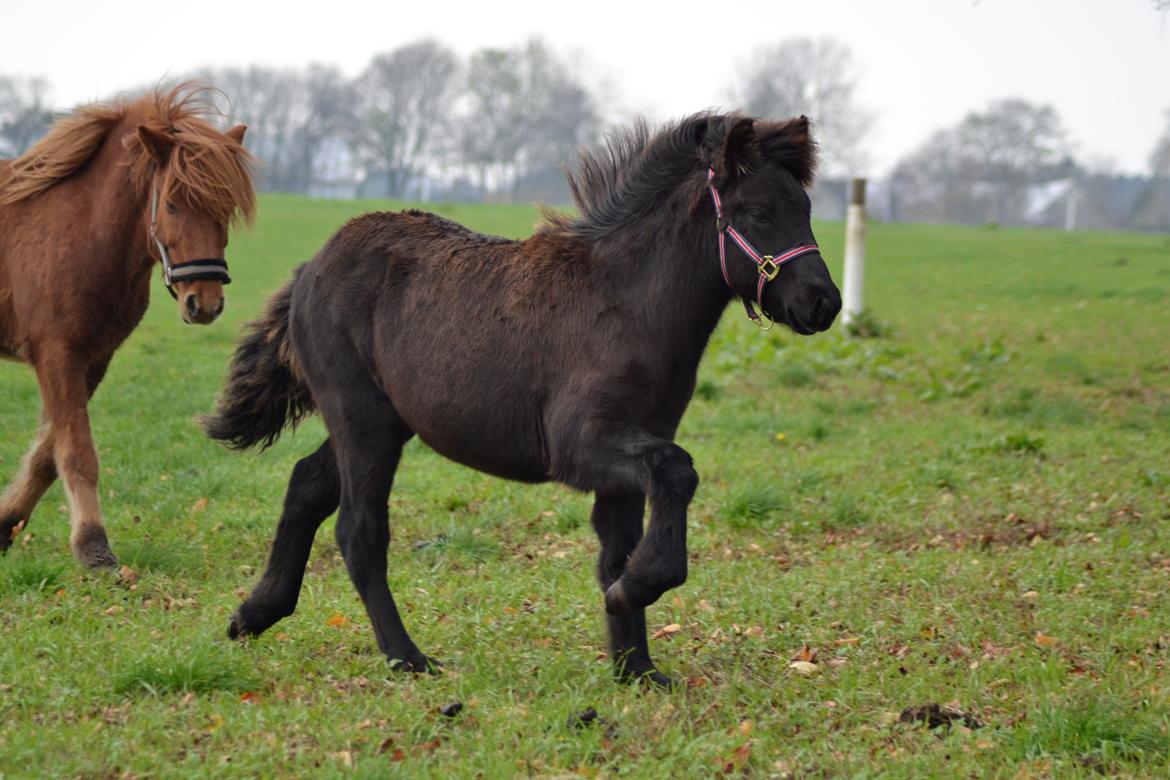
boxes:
[201,267,314,451]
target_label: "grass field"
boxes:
[2,194,1169,778]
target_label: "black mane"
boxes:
[564,113,722,241]
[564,112,817,242]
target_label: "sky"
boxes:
[3,0,1168,177]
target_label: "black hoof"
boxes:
[0,513,23,553]
[617,665,675,690]
[227,611,251,641]
[389,654,442,675]
[605,572,676,615]
[604,580,630,615]
[74,526,118,570]
[227,600,284,640]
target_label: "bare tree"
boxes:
[459,39,599,200]
[0,75,54,157]
[1150,108,1170,178]
[732,37,871,176]
[892,98,1077,224]
[352,40,460,198]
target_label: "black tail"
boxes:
[202,267,314,451]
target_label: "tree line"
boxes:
[4,37,1170,229]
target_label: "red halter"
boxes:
[707,168,819,325]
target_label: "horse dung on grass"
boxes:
[0,84,255,568]
[205,113,840,687]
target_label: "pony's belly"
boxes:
[397,398,550,484]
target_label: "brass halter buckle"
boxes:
[759,256,780,281]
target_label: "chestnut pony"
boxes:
[205,113,840,687]
[0,84,255,568]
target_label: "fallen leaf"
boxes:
[239,691,260,704]
[835,636,860,647]
[652,623,682,639]
[326,614,348,628]
[118,565,138,585]
[791,645,817,663]
[191,497,208,512]
[1034,633,1059,648]
[788,660,819,676]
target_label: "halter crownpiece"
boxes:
[149,185,232,300]
[707,168,819,326]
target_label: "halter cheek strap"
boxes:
[149,185,232,301]
[707,168,819,327]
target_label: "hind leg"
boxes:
[0,418,56,553]
[319,382,433,672]
[2,360,107,553]
[229,439,340,639]
[591,491,672,688]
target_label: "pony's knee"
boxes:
[653,448,698,503]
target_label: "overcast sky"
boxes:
[3,0,1168,176]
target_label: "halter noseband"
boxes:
[149,185,232,300]
[707,168,819,328]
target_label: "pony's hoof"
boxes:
[604,580,630,615]
[227,611,250,641]
[617,665,675,690]
[73,524,118,569]
[0,513,24,553]
[389,654,442,675]
[227,601,276,640]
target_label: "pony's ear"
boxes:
[136,125,175,165]
[721,117,758,177]
[757,115,818,187]
[224,124,247,145]
[702,116,759,181]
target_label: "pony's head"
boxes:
[124,87,255,325]
[701,116,840,334]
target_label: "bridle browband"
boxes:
[149,184,232,300]
[707,167,819,328]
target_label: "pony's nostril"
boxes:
[184,294,199,318]
[214,298,225,316]
[813,292,841,328]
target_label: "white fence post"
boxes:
[842,178,867,329]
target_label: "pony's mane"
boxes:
[1,83,255,226]
[562,112,817,241]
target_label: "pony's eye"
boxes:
[749,209,771,223]
[165,202,178,215]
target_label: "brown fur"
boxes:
[2,83,255,225]
[0,83,256,567]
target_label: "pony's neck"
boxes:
[601,197,734,362]
[88,119,153,270]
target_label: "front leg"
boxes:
[35,350,117,568]
[568,425,697,616]
[591,491,672,688]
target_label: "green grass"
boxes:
[2,195,1170,777]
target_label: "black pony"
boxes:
[204,113,840,687]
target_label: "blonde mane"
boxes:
[1,83,255,226]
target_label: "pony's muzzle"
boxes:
[181,289,225,325]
